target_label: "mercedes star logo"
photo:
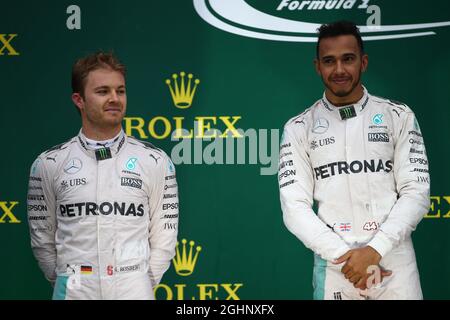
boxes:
[64,158,83,174]
[312,118,329,134]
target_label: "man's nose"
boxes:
[335,60,345,74]
[109,90,119,102]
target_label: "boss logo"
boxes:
[121,177,143,189]
[368,133,389,142]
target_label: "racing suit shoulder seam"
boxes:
[127,136,165,155]
[42,138,74,156]
[284,104,318,147]
[371,95,414,113]
[127,138,173,176]
[286,103,315,126]
[37,139,76,175]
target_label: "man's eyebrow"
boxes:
[321,53,357,60]
[94,85,109,90]
[93,85,125,90]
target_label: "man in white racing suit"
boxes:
[279,21,430,300]
[27,52,179,299]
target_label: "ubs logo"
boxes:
[61,178,87,191]
[311,136,335,150]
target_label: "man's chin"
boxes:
[103,116,124,127]
[333,89,352,97]
[328,82,356,98]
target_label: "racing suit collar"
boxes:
[320,86,369,120]
[84,131,122,149]
[77,129,127,159]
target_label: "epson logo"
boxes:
[59,202,145,217]
[368,133,389,142]
[410,158,428,165]
[279,170,296,181]
[121,177,143,189]
[162,203,179,211]
[28,204,47,212]
[314,159,393,180]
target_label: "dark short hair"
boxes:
[316,21,364,58]
[71,51,126,97]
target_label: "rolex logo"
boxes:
[172,239,202,276]
[165,72,200,109]
[0,34,20,56]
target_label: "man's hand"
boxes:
[333,246,392,290]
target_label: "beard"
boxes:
[323,71,361,98]
[83,102,126,129]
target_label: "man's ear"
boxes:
[314,58,321,76]
[71,93,84,112]
[361,54,369,73]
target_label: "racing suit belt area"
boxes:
[27,130,179,299]
[279,87,430,299]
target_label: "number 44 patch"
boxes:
[363,221,379,231]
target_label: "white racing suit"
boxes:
[279,87,430,300]
[27,130,179,299]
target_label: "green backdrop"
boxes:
[1,0,449,299]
